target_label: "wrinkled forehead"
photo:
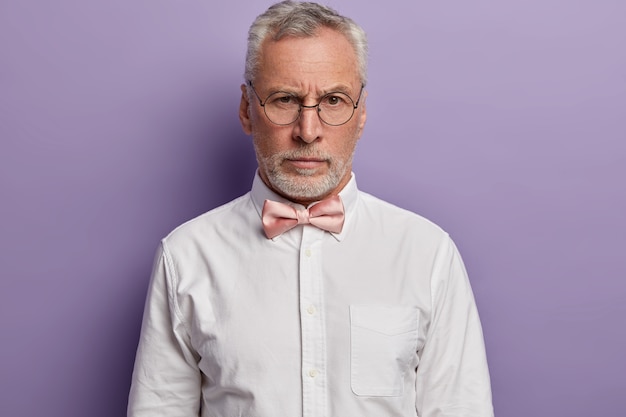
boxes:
[256,28,360,88]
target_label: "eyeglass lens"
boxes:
[263,91,357,126]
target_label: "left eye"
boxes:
[324,95,344,106]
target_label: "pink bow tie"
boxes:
[262,195,345,239]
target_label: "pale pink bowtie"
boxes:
[261,195,345,239]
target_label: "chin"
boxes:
[270,172,337,202]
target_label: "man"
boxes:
[128,1,494,416]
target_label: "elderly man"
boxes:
[128,1,494,416]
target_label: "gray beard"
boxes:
[267,166,343,201]
[258,148,353,202]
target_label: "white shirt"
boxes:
[128,173,493,417]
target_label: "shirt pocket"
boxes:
[349,304,419,397]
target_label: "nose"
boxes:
[294,105,322,144]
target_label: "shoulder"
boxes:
[162,192,257,250]
[356,190,448,239]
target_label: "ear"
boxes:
[356,89,367,138]
[239,84,253,135]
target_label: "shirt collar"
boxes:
[250,170,358,242]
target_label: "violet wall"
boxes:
[1,1,624,416]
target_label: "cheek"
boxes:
[253,124,295,151]
[339,142,357,162]
[334,128,360,158]
[252,130,289,162]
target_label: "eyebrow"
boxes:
[266,84,356,98]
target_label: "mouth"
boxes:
[286,157,327,170]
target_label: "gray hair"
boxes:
[244,0,368,85]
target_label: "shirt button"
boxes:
[308,369,318,378]
[307,305,316,315]
[305,248,312,257]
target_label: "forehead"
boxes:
[256,27,360,91]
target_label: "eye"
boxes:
[267,93,299,107]
[322,93,348,107]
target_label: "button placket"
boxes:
[299,227,327,417]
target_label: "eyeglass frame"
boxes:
[247,80,365,126]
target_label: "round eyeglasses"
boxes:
[248,81,364,126]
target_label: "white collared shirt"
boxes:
[128,173,493,417]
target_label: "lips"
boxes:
[287,158,326,169]
[290,156,325,162]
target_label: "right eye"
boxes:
[268,93,298,107]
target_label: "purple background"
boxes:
[1,1,624,416]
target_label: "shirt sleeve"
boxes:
[415,236,494,417]
[128,241,202,417]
